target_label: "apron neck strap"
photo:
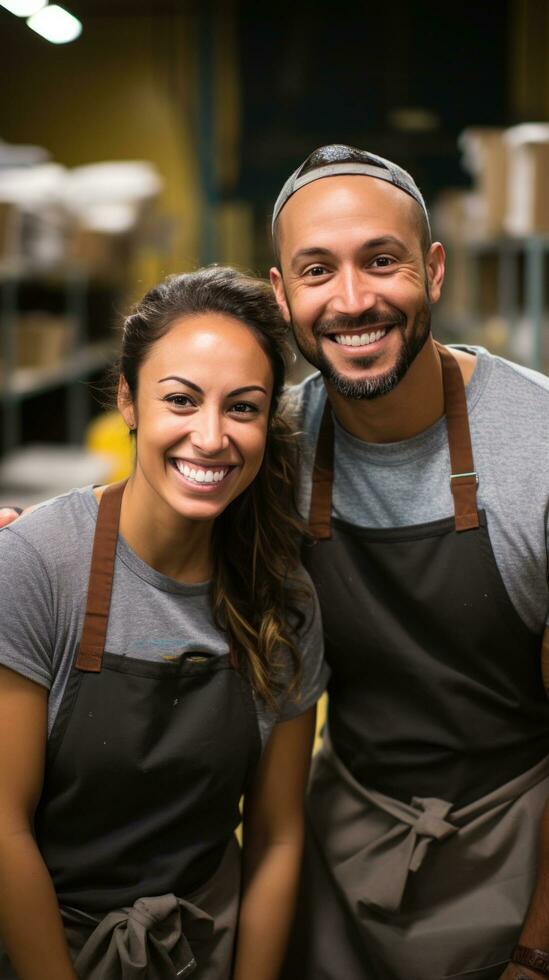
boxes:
[308,398,334,540]
[77,480,127,672]
[436,342,480,532]
[308,343,479,538]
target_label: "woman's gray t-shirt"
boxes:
[0,486,327,749]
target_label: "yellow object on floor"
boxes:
[315,693,327,752]
[86,411,134,483]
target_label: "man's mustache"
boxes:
[314,309,406,338]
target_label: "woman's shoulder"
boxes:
[282,560,316,614]
[0,485,97,571]
[278,562,328,710]
[0,487,98,692]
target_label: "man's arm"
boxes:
[0,507,27,529]
[497,798,549,978]
[499,630,549,977]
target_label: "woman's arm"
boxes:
[233,705,316,980]
[0,666,77,980]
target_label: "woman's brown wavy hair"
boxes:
[117,265,308,708]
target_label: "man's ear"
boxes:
[426,242,445,305]
[117,377,136,430]
[269,267,291,323]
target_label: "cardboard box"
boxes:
[459,128,508,238]
[68,227,133,283]
[504,124,549,236]
[0,201,22,261]
[15,313,73,369]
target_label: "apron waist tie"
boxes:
[61,893,214,979]
[337,793,458,914]
[313,735,549,916]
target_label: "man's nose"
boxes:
[332,268,376,318]
[190,410,229,454]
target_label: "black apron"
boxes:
[283,343,549,980]
[305,342,549,806]
[27,481,261,977]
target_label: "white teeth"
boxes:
[174,461,228,484]
[334,328,387,347]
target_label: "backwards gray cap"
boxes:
[272,144,430,236]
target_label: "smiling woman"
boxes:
[0,267,327,980]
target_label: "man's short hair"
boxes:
[272,144,431,262]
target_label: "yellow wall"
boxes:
[0,11,203,284]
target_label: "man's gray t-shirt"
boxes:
[0,487,327,748]
[287,346,549,634]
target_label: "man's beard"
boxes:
[291,304,432,401]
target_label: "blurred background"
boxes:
[1,0,548,504]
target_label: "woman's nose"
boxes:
[189,411,229,455]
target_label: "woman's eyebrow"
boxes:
[158,376,203,392]
[157,378,267,397]
[228,385,268,397]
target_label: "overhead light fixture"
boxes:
[0,0,47,15]
[27,4,82,43]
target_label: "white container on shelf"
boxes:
[0,444,113,507]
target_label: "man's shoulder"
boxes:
[284,371,326,427]
[463,348,549,478]
[472,347,549,426]
[479,347,549,393]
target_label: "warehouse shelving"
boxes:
[438,235,549,372]
[0,263,116,454]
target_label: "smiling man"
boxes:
[271,145,549,980]
[2,145,549,980]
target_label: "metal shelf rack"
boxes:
[0,263,115,453]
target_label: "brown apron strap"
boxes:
[308,397,334,540]
[76,481,127,672]
[542,626,549,693]
[307,343,480,538]
[436,342,480,532]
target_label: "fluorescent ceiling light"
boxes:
[0,0,46,15]
[27,4,82,43]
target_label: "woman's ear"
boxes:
[117,377,136,431]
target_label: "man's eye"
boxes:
[304,265,329,277]
[165,394,194,408]
[371,255,395,268]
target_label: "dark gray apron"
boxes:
[1,481,261,979]
[283,344,549,980]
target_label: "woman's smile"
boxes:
[169,457,236,492]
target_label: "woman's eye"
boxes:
[229,402,258,415]
[165,394,194,408]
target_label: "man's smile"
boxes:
[319,323,397,353]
